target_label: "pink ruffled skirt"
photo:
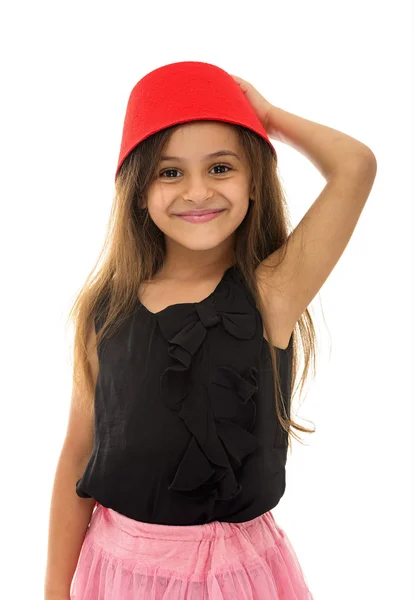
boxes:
[70,502,313,599]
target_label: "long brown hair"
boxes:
[67,121,316,453]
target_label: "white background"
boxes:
[1,1,413,599]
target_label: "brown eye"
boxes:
[159,168,179,178]
[159,164,232,178]
[212,164,231,174]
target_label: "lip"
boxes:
[175,209,225,223]
[175,209,224,216]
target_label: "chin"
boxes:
[166,236,231,252]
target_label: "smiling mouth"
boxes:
[175,209,226,223]
[175,209,225,216]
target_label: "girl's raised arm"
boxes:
[255,106,377,349]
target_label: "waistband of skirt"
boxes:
[92,502,276,542]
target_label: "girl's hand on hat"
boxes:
[230,74,279,141]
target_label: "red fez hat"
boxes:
[115,60,276,181]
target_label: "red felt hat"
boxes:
[115,60,276,181]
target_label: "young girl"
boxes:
[44,61,377,599]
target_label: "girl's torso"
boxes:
[76,264,293,525]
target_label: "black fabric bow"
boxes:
[157,283,260,501]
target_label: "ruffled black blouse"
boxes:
[76,265,293,525]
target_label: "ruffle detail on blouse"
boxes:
[157,281,260,501]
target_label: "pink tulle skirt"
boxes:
[70,502,314,599]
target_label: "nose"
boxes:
[182,173,214,201]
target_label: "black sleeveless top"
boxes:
[76,265,293,525]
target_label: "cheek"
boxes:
[145,195,171,222]
[231,200,250,220]
[146,208,168,231]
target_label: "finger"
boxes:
[230,75,249,93]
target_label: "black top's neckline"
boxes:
[138,265,236,317]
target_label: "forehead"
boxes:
[163,121,241,155]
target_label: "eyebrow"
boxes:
[159,150,241,162]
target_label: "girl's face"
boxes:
[145,122,253,253]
